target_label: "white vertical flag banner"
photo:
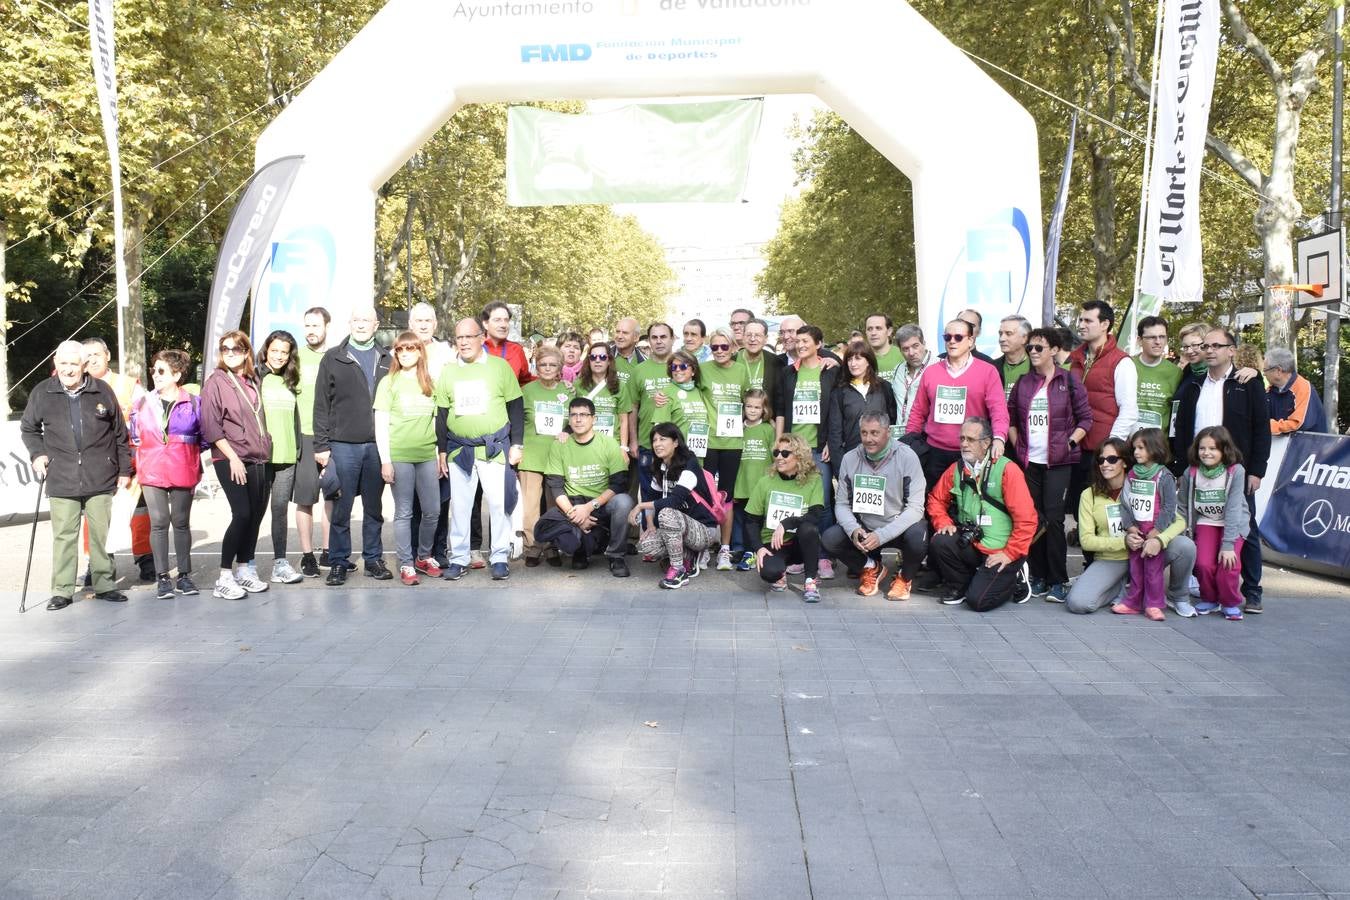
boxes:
[1137,0,1220,313]
[87,0,130,315]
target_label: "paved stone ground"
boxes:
[2,495,1350,899]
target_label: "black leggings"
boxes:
[704,448,742,502]
[214,460,269,568]
[758,520,822,582]
[142,485,194,575]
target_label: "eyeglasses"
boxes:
[709,344,731,352]
[669,362,692,372]
[942,334,966,344]
[771,449,793,458]
[730,320,749,327]
[589,353,609,362]
[1200,342,1231,350]
[569,411,594,418]
[1142,334,1169,341]
[219,344,244,355]
[454,333,482,341]
[537,360,560,368]
[958,435,990,443]
[1098,455,1123,466]
[1027,344,1047,353]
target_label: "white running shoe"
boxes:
[271,559,304,584]
[234,567,269,593]
[213,572,246,600]
[695,548,711,574]
[716,546,733,571]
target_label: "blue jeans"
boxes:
[813,448,835,561]
[328,441,384,566]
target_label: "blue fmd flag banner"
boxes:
[1261,432,1350,571]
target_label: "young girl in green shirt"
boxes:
[733,389,774,570]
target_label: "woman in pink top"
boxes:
[904,318,1010,488]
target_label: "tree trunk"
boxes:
[1257,92,1304,350]
[1089,140,1121,304]
[0,216,10,418]
[121,211,148,383]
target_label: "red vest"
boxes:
[1069,335,1127,450]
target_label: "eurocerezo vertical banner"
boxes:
[87,0,130,316]
[1129,0,1220,350]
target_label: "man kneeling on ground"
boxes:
[927,417,1036,611]
[533,398,634,577]
[823,411,928,601]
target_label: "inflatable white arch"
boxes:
[249,0,1043,354]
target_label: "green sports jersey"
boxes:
[658,382,713,458]
[373,370,438,463]
[261,372,298,465]
[630,358,673,450]
[874,345,905,383]
[738,349,771,392]
[432,353,523,460]
[746,470,824,543]
[545,432,628,498]
[521,380,574,473]
[703,360,750,450]
[1000,357,1030,400]
[734,421,776,500]
[295,344,325,435]
[789,365,823,448]
[614,351,643,397]
[1134,356,1183,431]
[577,379,632,441]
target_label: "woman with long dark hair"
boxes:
[258,330,304,584]
[628,422,721,589]
[130,349,207,599]
[200,330,272,599]
[827,341,897,464]
[575,341,630,449]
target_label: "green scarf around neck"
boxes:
[1132,461,1162,480]
[1198,462,1226,480]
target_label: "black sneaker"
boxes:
[1244,597,1263,614]
[608,557,631,578]
[326,565,347,586]
[136,554,156,583]
[571,553,590,571]
[319,548,330,567]
[939,586,966,606]
[300,553,320,578]
[365,560,393,580]
[175,573,199,596]
[155,575,174,599]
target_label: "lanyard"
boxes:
[226,372,264,436]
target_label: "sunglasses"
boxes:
[942,334,966,343]
[709,343,731,352]
[669,362,692,372]
[589,353,609,362]
[395,344,421,352]
[152,366,175,376]
[219,344,244,354]
[771,449,793,458]
[1098,455,1123,466]
[1027,344,1047,353]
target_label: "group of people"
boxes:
[21,296,1326,617]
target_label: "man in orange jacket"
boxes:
[927,417,1038,611]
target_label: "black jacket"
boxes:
[827,379,898,464]
[20,375,131,498]
[312,337,392,451]
[739,350,782,416]
[776,361,838,452]
[1171,368,1271,480]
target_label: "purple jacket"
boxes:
[1007,367,1093,468]
[200,370,272,463]
[130,391,208,489]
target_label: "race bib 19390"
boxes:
[934,385,967,425]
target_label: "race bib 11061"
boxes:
[1028,395,1049,436]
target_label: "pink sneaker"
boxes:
[817,559,835,580]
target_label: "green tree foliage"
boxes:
[757,112,916,341]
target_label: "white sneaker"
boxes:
[233,567,269,593]
[1172,598,1198,618]
[716,546,733,571]
[213,572,246,600]
[695,548,711,573]
[271,559,303,584]
[1188,575,1201,599]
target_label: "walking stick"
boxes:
[19,478,45,614]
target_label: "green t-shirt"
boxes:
[1134,356,1183,431]
[658,382,713,458]
[1000,356,1031,400]
[734,421,776,500]
[373,370,438,463]
[746,471,825,544]
[521,380,574,473]
[875,345,905,383]
[790,365,823,448]
[261,372,298,465]
[576,379,632,442]
[738,349,771,393]
[545,432,628,499]
[295,344,325,435]
[615,351,643,398]
[630,358,673,450]
[703,360,751,450]
[432,353,523,460]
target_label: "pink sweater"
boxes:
[904,358,1010,451]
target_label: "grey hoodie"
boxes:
[1177,463,1250,551]
[833,440,926,544]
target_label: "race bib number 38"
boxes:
[534,401,564,436]
[935,385,967,425]
[852,474,886,516]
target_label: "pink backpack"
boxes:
[690,468,733,525]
